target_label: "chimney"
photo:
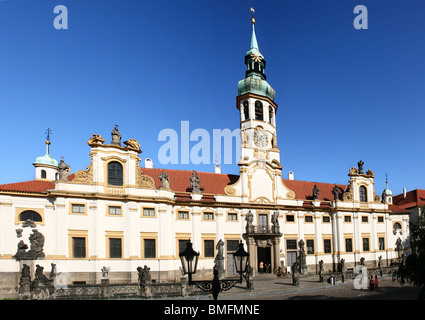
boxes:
[288,171,294,180]
[215,164,221,174]
[145,158,153,168]
[403,188,406,199]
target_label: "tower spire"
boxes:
[244,8,267,80]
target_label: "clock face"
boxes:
[253,130,268,148]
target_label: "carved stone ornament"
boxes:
[366,169,375,178]
[224,186,236,196]
[256,239,273,248]
[286,190,296,199]
[348,167,358,175]
[136,164,155,189]
[374,193,381,203]
[87,134,106,147]
[343,184,353,202]
[124,139,142,153]
[72,163,93,184]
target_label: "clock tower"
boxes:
[224,11,294,204]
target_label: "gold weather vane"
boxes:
[250,7,255,24]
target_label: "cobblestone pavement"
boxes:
[171,274,421,300]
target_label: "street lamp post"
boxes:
[179,240,250,300]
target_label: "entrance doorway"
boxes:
[257,247,271,273]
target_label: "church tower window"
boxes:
[269,106,273,124]
[243,100,250,120]
[255,101,263,121]
[108,161,123,186]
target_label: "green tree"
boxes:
[393,205,425,299]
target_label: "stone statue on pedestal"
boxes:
[58,159,71,181]
[137,265,152,298]
[214,239,225,279]
[245,210,254,234]
[158,170,170,189]
[190,171,201,193]
[312,185,319,200]
[111,125,121,146]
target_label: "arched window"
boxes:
[269,106,273,124]
[359,186,367,202]
[41,170,47,179]
[108,161,123,186]
[243,101,249,120]
[255,101,263,121]
[19,210,42,222]
[393,222,402,230]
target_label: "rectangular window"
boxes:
[143,208,155,217]
[108,206,122,216]
[362,238,370,252]
[227,240,239,252]
[306,239,314,254]
[304,215,313,223]
[144,239,156,258]
[322,216,331,223]
[378,216,384,223]
[203,212,214,220]
[73,237,86,258]
[324,239,332,254]
[72,204,86,214]
[378,237,385,250]
[204,240,214,257]
[344,216,352,223]
[178,211,189,220]
[227,213,238,221]
[286,214,295,222]
[109,238,122,258]
[179,239,190,254]
[345,238,353,253]
[286,239,297,250]
[362,216,368,223]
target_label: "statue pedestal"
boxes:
[301,265,308,275]
[214,258,225,280]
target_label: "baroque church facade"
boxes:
[0,16,411,298]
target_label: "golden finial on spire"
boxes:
[250,7,255,25]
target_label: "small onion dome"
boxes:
[34,140,58,167]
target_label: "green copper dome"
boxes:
[34,141,58,167]
[238,77,275,101]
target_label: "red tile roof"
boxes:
[0,168,411,215]
[140,168,239,195]
[0,180,55,194]
[393,189,425,209]
[282,179,347,201]
[388,204,412,214]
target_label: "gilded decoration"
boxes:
[373,192,381,203]
[72,163,93,184]
[136,163,155,189]
[124,139,142,153]
[343,184,353,202]
[87,134,105,147]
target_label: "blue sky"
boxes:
[0,0,424,197]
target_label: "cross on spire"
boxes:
[45,127,52,142]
